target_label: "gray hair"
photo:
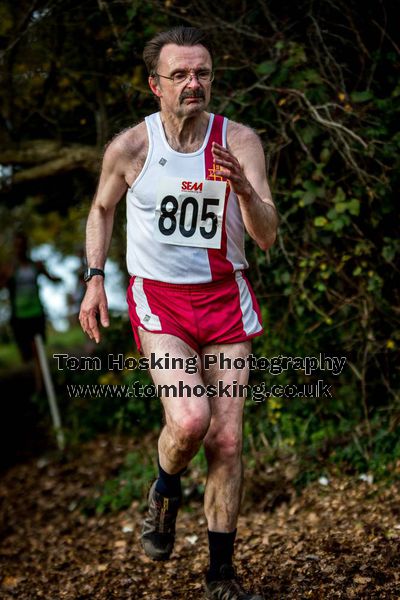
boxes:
[143,26,213,75]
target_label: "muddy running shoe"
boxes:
[204,564,264,600]
[140,480,181,561]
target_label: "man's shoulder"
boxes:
[100,121,149,180]
[225,120,261,153]
[105,120,148,159]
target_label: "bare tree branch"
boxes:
[0,141,99,184]
[256,85,368,148]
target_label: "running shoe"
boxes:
[140,480,181,560]
[204,564,264,599]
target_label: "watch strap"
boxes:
[84,268,105,282]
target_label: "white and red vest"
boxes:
[126,112,248,283]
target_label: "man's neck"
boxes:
[160,111,210,153]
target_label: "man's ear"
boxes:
[149,76,162,98]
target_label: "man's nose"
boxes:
[186,74,201,89]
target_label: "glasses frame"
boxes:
[154,69,214,86]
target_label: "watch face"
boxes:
[84,269,91,282]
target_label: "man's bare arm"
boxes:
[79,138,128,343]
[213,123,278,251]
[37,260,62,283]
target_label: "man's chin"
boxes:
[174,98,208,117]
[182,98,206,111]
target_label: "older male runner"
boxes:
[80,26,278,600]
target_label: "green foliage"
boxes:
[52,317,162,441]
[0,0,398,485]
[94,444,208,515]
[93,450,156,514]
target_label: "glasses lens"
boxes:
[172,73,189,84]
[172,70,213,85]
[197,70,213,82]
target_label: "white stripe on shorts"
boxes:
[235,272,263,336]
[131,277,162,331]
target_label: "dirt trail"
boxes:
[0,435,399,599]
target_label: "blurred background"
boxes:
[0,0,398,483]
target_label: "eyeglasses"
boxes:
[154,69,214,86]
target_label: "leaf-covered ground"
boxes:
[0,435,399,599]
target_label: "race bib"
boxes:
[154,177,227,249]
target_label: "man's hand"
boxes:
[79,280,109,344]
[211,142,252,199]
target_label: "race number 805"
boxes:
[158,195,219,239]
[154,177,226,249]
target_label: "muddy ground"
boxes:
[1,432,399,600]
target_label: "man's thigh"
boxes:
[201,341,251,432]
[138,328,209,431]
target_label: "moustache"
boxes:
[179,90,205,103]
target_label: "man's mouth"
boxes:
[179,91,205,104]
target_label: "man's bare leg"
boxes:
[139,328,211,473]
[201,341,251,533]
[200,341,253,590]
[139,328,211,560]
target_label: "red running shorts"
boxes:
[126,271,263,354]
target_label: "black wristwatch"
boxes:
[83,268,105,282]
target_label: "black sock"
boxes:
[155,459,184,498]
[207,529,237,581]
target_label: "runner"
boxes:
[79,26,278,599]
[0,231,61,393]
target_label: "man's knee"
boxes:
[204,429,243,463]
[173,410,210,451]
